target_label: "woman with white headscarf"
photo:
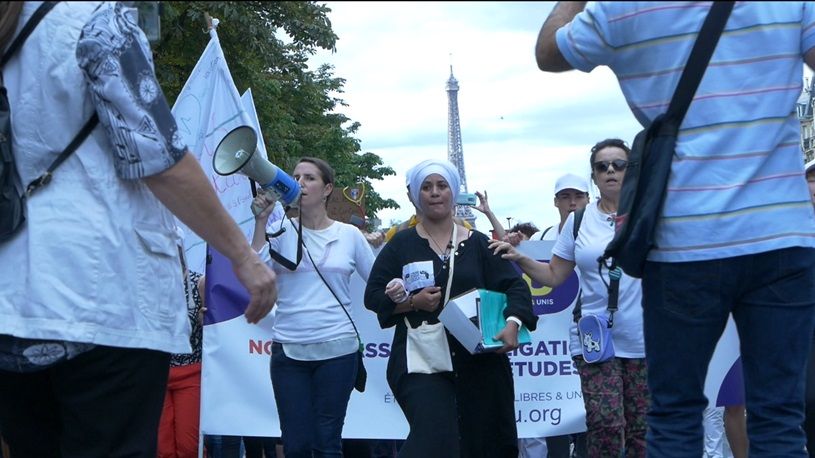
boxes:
[364,159,537,458]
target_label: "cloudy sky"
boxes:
[308,1,805,232]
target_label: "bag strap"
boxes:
[665,1,734,122]
[443,223,458,306]
[572,206,618,326]
[266,219,302,271]
[1,2,57,68]
[404,223,457,328]
[572,295,583,324]
[26,113,99,196]
[5,2,100,197]
[539,226,552,240]
[574,266,621,326]
[251,183,303,271]
[302,233,363,351]
[596,2,732,270]
[572,208,585,240]
[570,208,588,324]
[603,265,621,327]
[590,3,733,320]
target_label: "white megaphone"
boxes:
[213,125,301,208]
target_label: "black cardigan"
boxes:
[364,227,537,386]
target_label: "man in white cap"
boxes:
[532,173,590,241]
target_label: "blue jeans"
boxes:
[203,435,243,458]
[270,343,357,458]
[642,247,815,457]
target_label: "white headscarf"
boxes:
[407,159,461,212]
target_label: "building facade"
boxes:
[798,78,815,163]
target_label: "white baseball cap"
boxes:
[806,158,815,174]
[554,173,589,195]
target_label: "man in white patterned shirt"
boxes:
[0,3,276,457]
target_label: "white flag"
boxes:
[171,28,260,273]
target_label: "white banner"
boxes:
[513,240,586,437]
[201,240,585,438]
[200,233,743,440]
[170,27,261,273]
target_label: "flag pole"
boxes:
[204,12,220,39]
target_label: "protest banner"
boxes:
[199,237,742,438]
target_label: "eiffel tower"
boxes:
[446,66,476,227]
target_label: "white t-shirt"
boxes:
[261,220,375,345]
[552,201,645,358]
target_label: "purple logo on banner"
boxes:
[716,356,745,407]
[513,261,579,315]
[204,245,250,325]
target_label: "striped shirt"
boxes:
[557,2,815,262]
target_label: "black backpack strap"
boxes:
[1,2,57,68]
[572,207,618,326]
[0,1,97,197]
[572,208,585,240]
[665,1,734,122]
[539,226,552,240]
[570,208,586,324]
[572,293,582,324]
[26,113,99,196]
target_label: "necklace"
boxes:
[597,200,617,227]
[421,223,454,262]
[598,199,616,215]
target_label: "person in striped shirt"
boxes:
[536,2,815,457]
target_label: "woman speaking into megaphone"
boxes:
[249,157,375,457]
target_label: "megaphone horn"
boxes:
[213,126,301,208]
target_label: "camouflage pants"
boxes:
[573,356,649,458]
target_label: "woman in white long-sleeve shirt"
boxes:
[251,157,374,458]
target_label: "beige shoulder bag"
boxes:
[404,225,458,374]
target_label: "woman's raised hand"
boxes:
[473,190,491,215]
[251,189,277,220]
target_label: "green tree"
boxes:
[152,1,398,222]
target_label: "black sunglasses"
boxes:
[593,159,628,173]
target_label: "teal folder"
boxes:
[476,289,532,349]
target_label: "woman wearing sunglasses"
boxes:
[490,138,648,457]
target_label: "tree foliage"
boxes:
[152,1,398,223]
